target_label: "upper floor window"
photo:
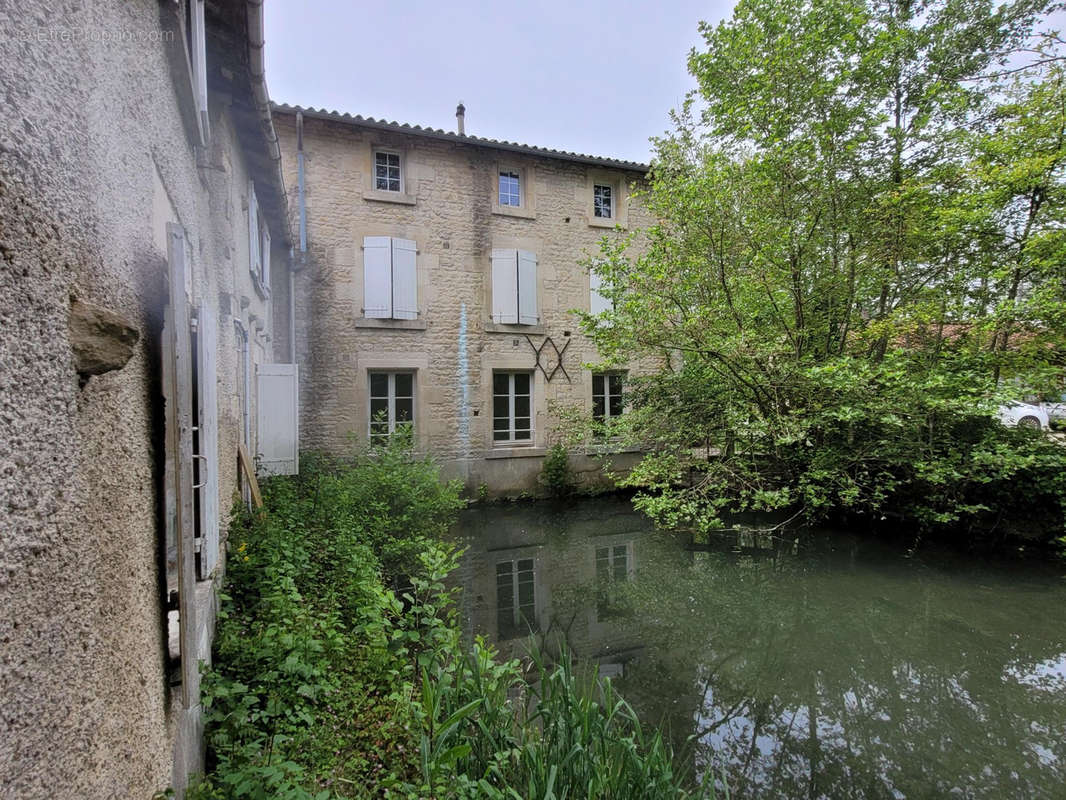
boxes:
[592,373,624,423]
[493,371,533,445]
[499,171,521,207]
[594,183,613,219]
[374,150,402,192]
[369,371,414,445]
[490,249,538,325]
[363,236,418,320]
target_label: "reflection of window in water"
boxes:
[596,543,631,617]
[496,558,537,639]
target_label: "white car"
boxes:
[1040,394,1066,428]
[997,402,1050,430]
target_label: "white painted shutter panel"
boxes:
[363,236,393,318]
[248,181,260,279]
[518,250,538,325]
[391,237,418,319]
[261,224,271,292]
[257,363,300,475]
[196,303,220,579]
[589,265,610,314]
[491,249,518,324]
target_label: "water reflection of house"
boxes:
[453,498,654,675]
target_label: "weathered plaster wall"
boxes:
[0,1,282,796]
[276,112,657,495]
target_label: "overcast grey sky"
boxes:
[264,1,738,165]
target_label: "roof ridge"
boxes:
[271,102,650,172]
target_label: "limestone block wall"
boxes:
[0,1,286,796]
[276,111,658,494]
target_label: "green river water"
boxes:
[451,496,1066,799]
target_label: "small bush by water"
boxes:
[189,442,708,799]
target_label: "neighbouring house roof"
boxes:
[271,103,651,174]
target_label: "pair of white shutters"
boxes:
[491,249,538,325]
[364,236,418,319]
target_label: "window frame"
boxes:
[593,183,614,219]
[373,148,404,194]
[492,370,534,446]
[594,541,634,619]
[498,169,522,208]
[592,371,625,424]
[368,370,416,445]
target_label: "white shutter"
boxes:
[191,0,209,139]
[391,238,418,320]
[589,265,610,314]
[518,250,538,325]
[256,363,300,475]
[261,224,271,292]
[196,303,220,579]
[363,236,393,318]
[491,249,519,324]
[248,181,260,280]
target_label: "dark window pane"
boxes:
[370,397,388,420]
[395,398,413,422]
[514,395,530,418]
[370,373,388,397]
[493,428,511,442]
[493,372,509,395]
[609,394,623,418]
[513,373,530,394]
[593,396,605,421]
[394,373,413,397]
[592,374,604,395]
[514,426,531,441]
[609,374,623,396]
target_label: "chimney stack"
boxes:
[456,101,466,135]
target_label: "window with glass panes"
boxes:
[593,183,613,218]
[595,543,631,617]
[497,558,536,639]
[368,372,414,444]
[493,372,532,444]
[374,150,402,192]
[499,171,521,206]
[592,373,624,423]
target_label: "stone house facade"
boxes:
[0,1,297,797]
[273,105,654,494]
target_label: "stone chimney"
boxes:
[456,101,466,136]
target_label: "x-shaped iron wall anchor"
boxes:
[525,334,572,383]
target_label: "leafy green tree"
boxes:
[584,0,1066,537]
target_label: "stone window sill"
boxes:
[363,190,417,206]
[586,216,624,230]
[355,318,428,330]
[492,205,536,220]
[484,321,546,335]
[485,446,546,460]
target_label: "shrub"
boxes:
[540,443,574,497]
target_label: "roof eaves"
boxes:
[271,103,650,173]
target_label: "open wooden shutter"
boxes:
[589,265,610,314]
[196,303,220,579]
[491,249,518,324]
[165,223,199,706]
[518,250,538,325]
[248,181,260,280]
[261,224,271,292]
[363,236,392,318]
[257,363,300,475]
[391,238,418,320]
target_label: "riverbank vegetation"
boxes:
[189,444,707,799]
[583,0,1066,541]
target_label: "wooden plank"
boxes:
[166,222,199,707]
[238,442,264,510]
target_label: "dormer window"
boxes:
[593,183,613,219]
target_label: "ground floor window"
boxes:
[592,372,624,424]
[493,371,532,444]
[369,371,414,445]
[497,557,537,639]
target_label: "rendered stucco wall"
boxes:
[276,112,656,495]
[0,1,283,796]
